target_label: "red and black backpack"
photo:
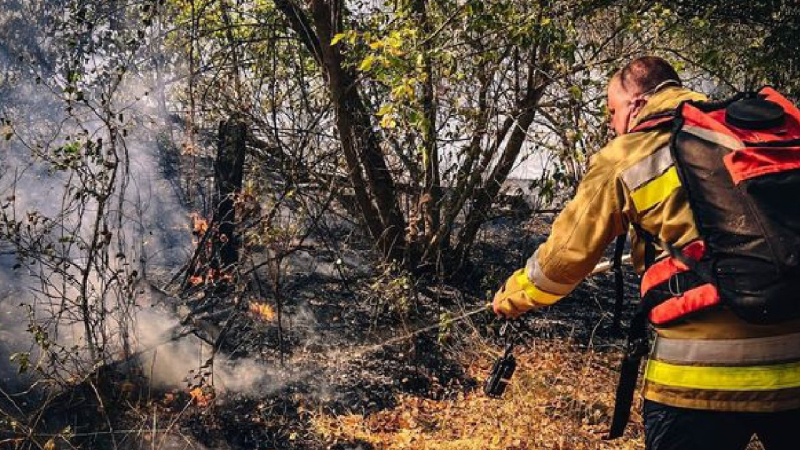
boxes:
[608,87,800,439]
[634,86,800,325]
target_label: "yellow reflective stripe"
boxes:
[630,166,681,211]
[514,270,563,305]
[645,359,800,391]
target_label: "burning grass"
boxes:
[249,301,277,322]
[312,340,645,450]
[191,213,209,236]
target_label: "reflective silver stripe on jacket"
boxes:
[682,125,745,150]
[525,248,576,296]
[621,146,673,191]
[652,332,800,365]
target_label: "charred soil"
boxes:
[3,214,648,450]
[150,214,644,449]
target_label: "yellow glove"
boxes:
[493,268,559,319]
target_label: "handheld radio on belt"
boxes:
[484,238,637,402]
[484,321,518,398]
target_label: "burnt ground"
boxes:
[135,213,642,450]
[0,213,642,450]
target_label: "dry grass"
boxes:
[312,339,645,450]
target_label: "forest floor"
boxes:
[127,214,650,450]
[2,214,766,449]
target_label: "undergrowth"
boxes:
[312,339,645,450]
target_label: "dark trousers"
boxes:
[644,400,800,450]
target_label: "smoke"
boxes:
[0,252,33,391]
[133,298,312,395]
[0,0,321,405]
[0,2,198,394]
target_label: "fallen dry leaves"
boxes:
[312,340,644,450]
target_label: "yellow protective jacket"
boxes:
[520,86,800,412]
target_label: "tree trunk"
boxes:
[423,68,492,261]
[220,0,244,102]
[454,82,548,263]
[275,0,407,260]
[213,117,247,270]
[413,0,440,249]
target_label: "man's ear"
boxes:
[630,96,647,119]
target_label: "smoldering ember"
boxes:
[0,2,798,450]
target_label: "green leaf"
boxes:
[377,104,394,116]
[10,352,29,374]
[331,33,346,46]
[65,142,81,155]
[359,55,375,72]
[408,110,422,125]
[380,114,396,129]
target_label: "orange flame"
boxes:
[249,302,276,322]
[189,387,213,407]
[190,213,208,236]
[187,269,234,287]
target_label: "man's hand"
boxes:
[492,268,541,319]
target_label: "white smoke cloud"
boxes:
[133,299,311,395]
[0,1,309,402]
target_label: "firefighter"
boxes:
[492,56,800,449]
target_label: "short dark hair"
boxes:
[619,56,682,95]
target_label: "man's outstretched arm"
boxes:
[494,154,629,318]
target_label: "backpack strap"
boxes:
[606,225,656,440]
[629,111,676,133]
[633,224,658,267]
[633,224,717,290]
[607,305,649,439]
[611,233,627,334]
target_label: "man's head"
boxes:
[607,56,682,136]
